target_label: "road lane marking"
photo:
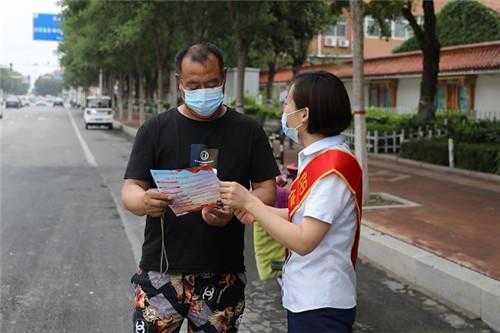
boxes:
[67,109,98,167]
[67,108,142,264]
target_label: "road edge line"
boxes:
[67,109,98,167]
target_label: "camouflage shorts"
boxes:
[131,270,246,333]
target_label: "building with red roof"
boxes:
[260,41,500,120]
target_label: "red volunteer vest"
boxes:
[288,148,363,267]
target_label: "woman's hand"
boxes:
[220,181,255,210]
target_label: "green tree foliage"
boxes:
[0,68,29,95]
[395,0,500,53]
[59,0,338,114]
[250,1,340,103]
[34,75,64,96]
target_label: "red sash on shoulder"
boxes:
[287,148,363,268]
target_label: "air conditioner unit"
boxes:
[324,36,337,47]
[339,39,350,48]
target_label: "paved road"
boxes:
[0,106,493,332]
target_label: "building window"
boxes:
[435,76,476,113]
[393,19,411,39]
[327,18,346,38]
[459,86,470,112]
[365,17,382,37]
[365,16,412,40]
[436,86,446,112]
[369,80,397,108]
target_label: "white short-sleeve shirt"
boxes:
[282,135,358,313]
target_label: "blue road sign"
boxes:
[33,13,63,41]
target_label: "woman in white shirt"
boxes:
[220,71,363,333]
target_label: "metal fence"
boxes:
[475,109,500,122]
[342,126,447,154]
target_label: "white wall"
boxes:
[396,77,420,114]
[342,79,370,109]
[224,67,260,104]
[474,73,500,120]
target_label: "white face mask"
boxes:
[281,108,307,144]
[182,85,224,117]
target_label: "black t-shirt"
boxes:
[124,107,280,274]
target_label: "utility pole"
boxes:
[98,68,103,95]
[350,0,369,203]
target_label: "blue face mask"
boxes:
[183,85,224,117]
[281,108,306,144]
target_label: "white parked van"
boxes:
[83,96,113,130]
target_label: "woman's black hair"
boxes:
[291,71,352,136]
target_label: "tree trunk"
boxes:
[402,0,440,122]
[117,74,124,121]
[350,0,369,203]
[418,1,440,122]
[107,73,114,107]
[266,61,276,106]
[139,74,146,125]
[419,43,440,122]
[169,70,178,109]
[127,75,135,123]
[157,64,164,113]
[235,39,248,113]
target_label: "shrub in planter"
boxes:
[231,96,281,121]
[450,120,500,144]
[496,152,500,175]
[400,138,500,174]
[455,143,500,174]
[400,138,449,166]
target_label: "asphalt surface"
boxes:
[0,106,493,332]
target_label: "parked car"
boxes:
[83,95,113,130]
[35,100,50,107]
[53,98,64,107]
[5,96,21,108]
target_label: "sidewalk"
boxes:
[362,155,500,330]
[365,156,500,281]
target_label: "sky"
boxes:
[0,0,62,84]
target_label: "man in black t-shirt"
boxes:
[122,43,279,333]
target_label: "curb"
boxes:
[369,153,500,184]
[359,223,500,332]
[113,120,138,138]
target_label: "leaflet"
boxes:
[150,165,220,216]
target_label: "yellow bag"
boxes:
[253,221,285,281]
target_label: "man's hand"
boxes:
[234,208,255,225]
[202,206,234,227]
[143,189,173,217]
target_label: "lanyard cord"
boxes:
[160,216,169,274]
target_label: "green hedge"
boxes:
[400,139,450,166]
[232,96,281,120]
[400,138,500,174]
[449,121,500,144]
[365,108,469,133]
